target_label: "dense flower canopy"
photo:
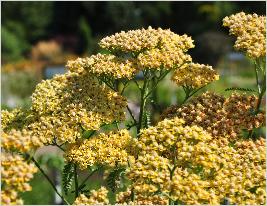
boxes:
[31,71,127,143]
[223,12,266,58]
[125,117,266,205]
[66,129,133,170]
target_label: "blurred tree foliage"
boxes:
[1,1,266,62]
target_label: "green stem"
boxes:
[182,85,206,104]
[137,70,149,135]
[168,165,177,205]
[126,105,137,126]
[77,168,99,191]
[145,70,170,99]
[74,164,79,198]
[31,157,70,205]
[249,60,266,138]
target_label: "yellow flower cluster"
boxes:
[1,108,33,131]
[66,54,139,79]
[161,92,265,140]
[99,27,194,70]
[125,117,266,205]
[223,12,266,58]
[66,129,132,170]
[171,63,219,88]
[99,27,194,53]
[1,190,24,205]
[73,187,109,205]
[1,129,43,152]
[116,188,168,205]
[1,153,37,205]
[31,71,127,143]
[212,138,266,205]
[126,118,214,204]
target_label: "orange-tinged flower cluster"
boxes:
[73,187,109,205]
[1,153,37,205]
[171,63,219,88]
[223,12,266,58]
[161,92,265,140]
[31,71,127,143]
[66,54,139,79]
[66,129,133,170]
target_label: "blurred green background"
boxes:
[1,1,266,205]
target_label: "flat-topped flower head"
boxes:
[1,129,43,152]
[171,63,219,88]
[66,54,139,79]
[66,129,133,169]
[160,92,265,141]
[1,153,37,205]
[223,12,266,58]
[73,187,109,205]
[99,27,194,70]
[99,27,194,53]
[31,71,127,143]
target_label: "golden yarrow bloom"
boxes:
[66,129,133,170]
[73,187,109,205]
[1,153,37,205]
[1,108,33,131]
[99,27,194,70]
[99,26,194,53]
[1,129,43,152]
[171,63,219,88]
[127,118,221,204]
[66,54,139,79]
[1,190,23,205]
[223,12,266,58]
[31,71,127,143]
[126,117,266,205]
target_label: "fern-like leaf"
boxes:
[142,110,151,128]
[225,87,257,92]
[107,168,125,193]
[62,162,75,195]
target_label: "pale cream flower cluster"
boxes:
[66,54,139,79]
[1,153,37,205]
[66,129,133,170]
[73,187,109,205]
[223,12,266,58]
[171,63,219,88]
[161,92,265,140]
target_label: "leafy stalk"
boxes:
[31,157,70,205]
[74,164,79,198]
